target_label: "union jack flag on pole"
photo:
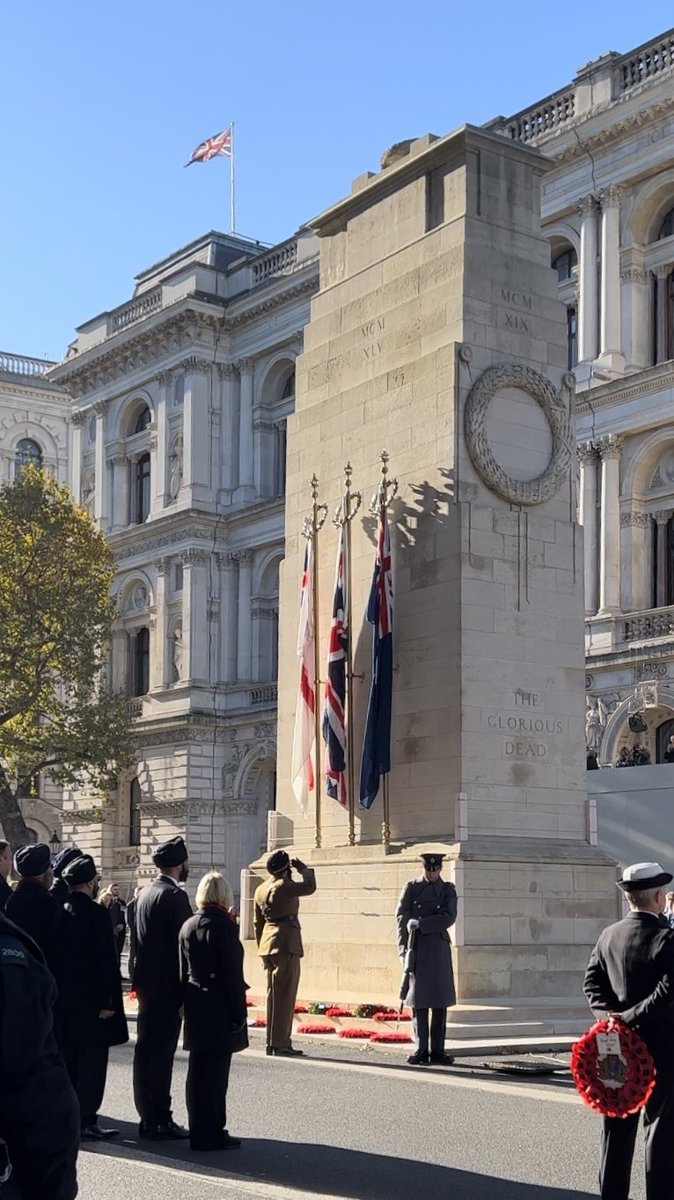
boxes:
[291,542,315,815]
[322,528,348,806]
[359,502,394,808]
[185,126,233,165]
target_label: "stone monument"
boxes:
[247,125,616,1007]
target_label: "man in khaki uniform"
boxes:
[254,851,316,1057]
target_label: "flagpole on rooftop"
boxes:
[230,122,236,234]
[336,463,362,847]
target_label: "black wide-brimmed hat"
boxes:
[617,862,673,892]
[152,836,188,869]
[14,843,51,877]
[62,854,97,887]
[267,850,290,876]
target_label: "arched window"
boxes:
[129,778,141,846]
[281,370,295,399]
[132,627,150,696]
[273,420,287,497]
[658,208,674,241]
[134,405,151,434]
[135,453,151,523]
[552,247,577,282]
[15,438,43,476]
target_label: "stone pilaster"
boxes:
[182,358,212,505]
[654,266,671,365]
[653,510,672,608]
[218,364,238,500]
[597,187,625,374]
[236,550,253,679]
[597,434,624,614]
[182,549,211,683]
[620,511,651,612]
[69,411,83,503]
[235,359,255,504]
[577,196,598,363]
[577,441,599,615]
[93,402,108,529]
[218,552,239,682]
[150,557,168,691]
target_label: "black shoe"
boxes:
[140,1119,189,1140]
[430,1052,455,1065]
[190,1131,242,1151]
[81,1124,119,1141]
[270,1045,304,1057]
[407,1051,430,1065]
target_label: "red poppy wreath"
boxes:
[571,1019,656,1118]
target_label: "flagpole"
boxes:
[307,474,327,849]
[372,450,397,846]
[336,462,362,847]
[229,122,236,234]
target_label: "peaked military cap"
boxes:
[62,854,97,886]
[14,843,51,877]
[52,844,82,877]
[420,852,445,871]
[152,836,188,868]
[267,850,290,876]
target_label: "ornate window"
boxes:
[134,453,151,523]
[15,438,43,476]
[552,247,577,282]
[132,627,150,696]
[129,778,141,846]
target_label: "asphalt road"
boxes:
[77,1036,647,1199]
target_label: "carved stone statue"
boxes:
[169,435,183,500]
[172,625,183,681]
[585,695,607,753]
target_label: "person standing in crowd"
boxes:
[616,747,631,767]
[50,845,82,907]
[61,854,128,1142]
[6,843,64,985]
[396,852,457,1067]
[0,910,79,1199]
[664,891,674,929]
[107,882,127,964]
[584,861,674,1200]
[664,735,674,764]
[0,840,12,912]
[254,850,316,1057]
[126,884,143,981]
[179,871,247,1151]
[132,836,192,1139]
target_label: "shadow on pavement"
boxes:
[89,1124,596,1200]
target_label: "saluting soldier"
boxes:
[396,852,457,1066]
[254,850,316,1057]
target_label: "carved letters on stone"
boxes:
[464,364,571,506]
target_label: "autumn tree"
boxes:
[0,466,135,847]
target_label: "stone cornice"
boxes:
[536,92,674,165]
[576,362,674,414]
[111,519,224,563]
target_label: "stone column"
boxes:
[150,557,168,691]
[236,359,255,503]
[654,510,671,608]
[152,371,171,513]
[578,442,599,615]
[110,454,129,530]
[183,358,212,504]
[237,550,253,679]
[182,549,211,684]
[70,412,83,503]
[219,553,239,682]
[217,364,237,503]
[577,196,598,363]
[620,512,650,612]
[621,267,652,370]
[598,435,624,614]
[655,267,671,365]
[598,187,625,373]
[253,418,275,500]
[110,628,128,692]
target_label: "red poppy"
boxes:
[571,1019,656,1118]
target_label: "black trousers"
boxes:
[63,1040,109,1127]
[186,1051,232,1148]
[133,996,181,1127]
[600,1060,674,1200]
[1,1058,79,1200]
[413,1008,446,1055]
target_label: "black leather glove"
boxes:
[290,857,307,871]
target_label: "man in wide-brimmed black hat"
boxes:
[584,861,674,1200]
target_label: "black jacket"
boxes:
[0,875,11,913]
[50,877,71,908]
[584,910,674,1058]
[6,878,65,985]
[127,896,138,976]
[61,891,128,1048]
[133,874,192,1004]
[179,905,247,1054]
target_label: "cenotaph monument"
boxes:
[245,125,616,1008]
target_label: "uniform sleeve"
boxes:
[395,884,413,957]
[284,868,317,897]
[583,939,619,1017]
[620,938,674,1028]
[418,883,458,935]
[254,889,265,946]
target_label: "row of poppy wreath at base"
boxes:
[247,1016,411,1042]
[245,999,412,1020]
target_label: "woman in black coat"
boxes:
[179,871,247,1151]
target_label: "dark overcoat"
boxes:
[584,910,674,1061]
[179,905,247,1055]
[61,891,128,1048]
[396,876,457,1009]
[50,877,70,908]
[6,878,65,984]
[0,874,11,913]
[133,874,192,1003]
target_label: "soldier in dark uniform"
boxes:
[584,861,674,1200]
[61,854,129,1142]
[6,843,64,986]
[0,840,12,912]
[132,836,192,1140]
[0,911,79,1199]
[50,844,82,907]
[396,852,457,1066]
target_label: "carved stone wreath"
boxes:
[464,364,571,506]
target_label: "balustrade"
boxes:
[0,351,53,377]
[620,33,674,92]
[623,606,674,642]
[252,240,298,285]
[250,684,278,706]
[504,91,575,143]
[111,288,163,332]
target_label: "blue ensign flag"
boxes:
[359,504,393,809]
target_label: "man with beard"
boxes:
[132,836,192,1139]
[61,854,128,1142]
[6,843,63,986]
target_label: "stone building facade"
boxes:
[0,351,71,845]
[492,28,674,768]
[47,230,319,893]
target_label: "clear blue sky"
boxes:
[2,2,673,360]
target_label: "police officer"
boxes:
[50,844,82,907]
[0,911,79,1199]
[132,836,192,1139]
[61,854,129,1142]
[254,850,316,1057]
[396,852,457,1066]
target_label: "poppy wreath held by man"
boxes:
[571,1018,656,1118]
